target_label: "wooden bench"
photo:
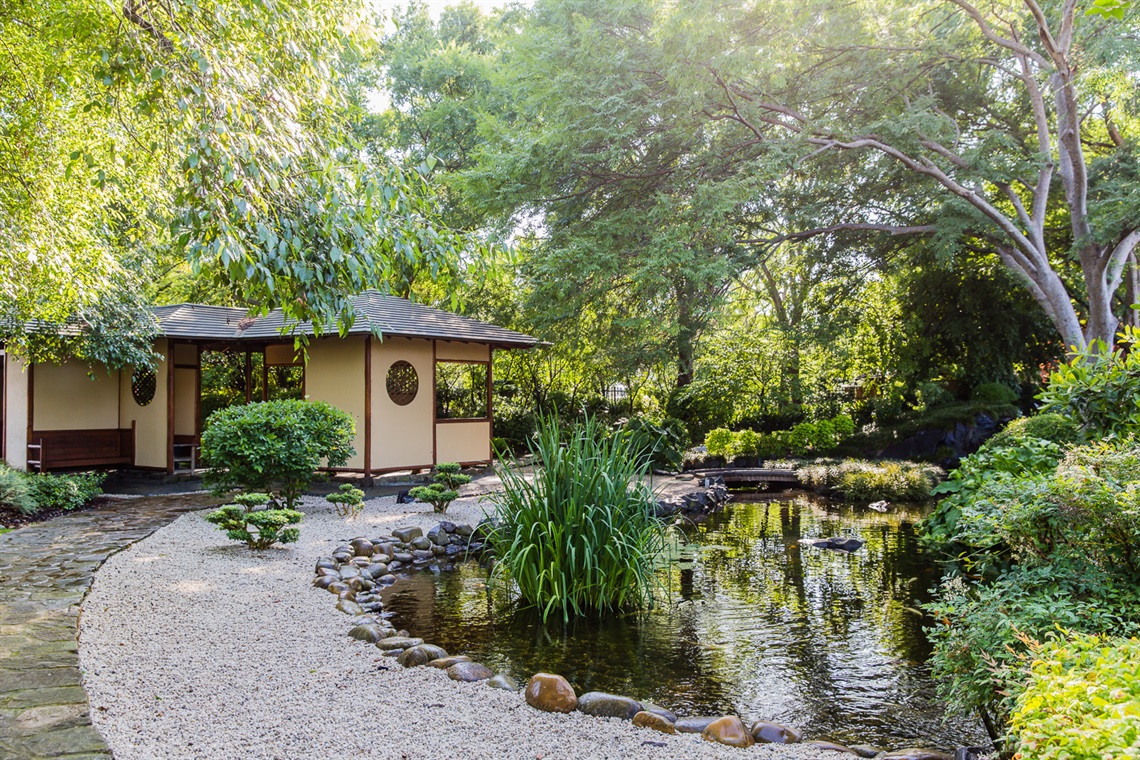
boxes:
[27,428,135,472]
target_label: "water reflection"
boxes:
[380,494,987,750]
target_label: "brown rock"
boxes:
[397,644,449,667]
[751,721,802,744]
[805,740,860,754]
[701,716,754,748]
[576,692,643,720]
[524,673,577,713]
[632,711,676,735]
[674,716,719,734]
[428,655,472,669]
[447,662,494,682]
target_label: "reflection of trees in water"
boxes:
[380,495,983,748]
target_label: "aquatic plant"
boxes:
[488,415,669,623]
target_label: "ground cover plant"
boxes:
[204,492,303,550]
[200,399,355,508]
[488,415,670,623]
[0,465,105,520]
[796,458,942,503]
[409,462,471,514]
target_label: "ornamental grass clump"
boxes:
[488,415,669,623]
[204,492,303,550]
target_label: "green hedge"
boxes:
[704,414,855,460]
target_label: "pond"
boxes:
[380,493,989,751]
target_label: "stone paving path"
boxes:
[0,495,208,759]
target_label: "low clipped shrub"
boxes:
[204,492,302,549]
[326,483,365,519]
[916,381,954,409]
[0,465,37,515]
[489,415,669,623]
[702,414,856,462]
[704,428,733,458]
[988,413,1082,448]
[1010,632,1140,760]
[409,462,471,514]
[28,471,105,511]
[201,399,355,508]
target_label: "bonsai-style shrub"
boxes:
[327,483,365,518]
[200,399,355,508]
[489,415,669,623]
[204,492,303,549]
[409,463,471,514]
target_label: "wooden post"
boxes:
[431,341,437,466]
[166,342,175,475]
[261,349,269,402]
[244,350,252,404]
[364,335,373,482]
[486,351,494,462]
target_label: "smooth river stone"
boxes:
[701,716,754,749]
[486,674,518,691]
[447,662,494,682]
[882,751,953,760]
[632,711,676,735]
[347,624,391,643]
[674,716,719,734]
[335,599,364,616]
[375,636,423,651]
[751,721,803,744]
[326,581,350,595]
[641,703,678,723]
[397,644,449,668]
[576,692,643,720]
[850,747,884,758]
[350,538,374,556]
[391,527,423,543]
[312,575,338,589]
[805,740,860,754]
[524,673,577,713]
[428,656,472,669]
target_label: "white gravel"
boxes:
[79,494,837,760]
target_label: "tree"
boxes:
[683,0,1139,351]
[0,0,471,367]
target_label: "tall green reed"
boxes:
[487,414,670,623]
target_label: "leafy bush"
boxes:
[916,381,954,409]
[1010,632,1140,760]
[796,458,942,502]
[326,483,365,519]
[27,471,105,511]
[0,465,37,515]
[972,382,1019,405]
[204,492,302,549]
[201,400,355,508]
[488,415,669,623]
[1038,326,1140,438]
[987,413,1082,449]
[704,428,733,458]
[925,441,1140,739]
[409,462,471,514]
[616,416,688,470]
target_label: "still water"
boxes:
[381,494,988,751]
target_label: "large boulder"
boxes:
[524,673,577,713]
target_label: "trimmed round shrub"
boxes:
[201,399,355,508]
[989,413,1082,448]
[972,382,1019,405]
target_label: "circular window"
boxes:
[386,360,418,406]
[132,368,156,407]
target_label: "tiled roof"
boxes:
[153,292,537,348]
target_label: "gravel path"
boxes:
[79,494,835,760]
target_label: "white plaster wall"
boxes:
[5,356,28,470]
[33,361,121,431]
[305,336,366,470]
[120,339,170,469]
[371,337,434,470]
[435,341,490,363]
[435,420,491,464]
[173,368,197,437]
